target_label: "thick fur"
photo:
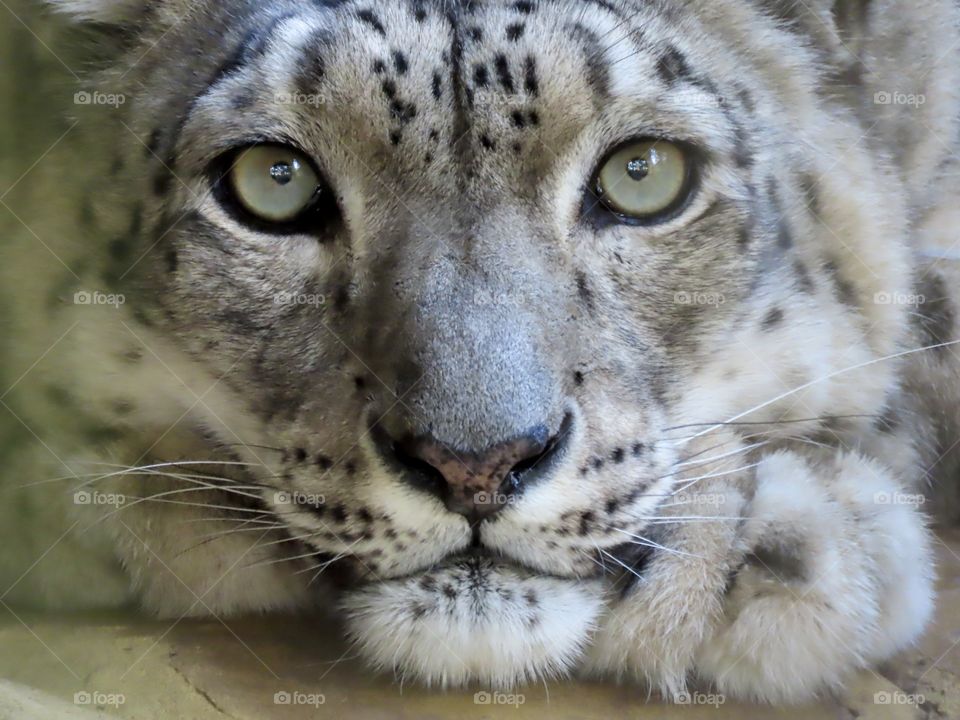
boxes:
[3,0,960,704]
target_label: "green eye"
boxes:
[228,145,322,223]
[594,140,691,222]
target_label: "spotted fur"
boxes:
[3,0,960,704]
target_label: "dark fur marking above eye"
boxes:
[506,22,526,40]
[357,9,387,36]
[762,307,785,330]
[657,45,694,85]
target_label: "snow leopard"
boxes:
[2,0,960,705]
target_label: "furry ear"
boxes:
[48,0,150,23]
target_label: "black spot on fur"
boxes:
[331,504,348,523]
[442,583,457,599]
[357,9,386,36]
[523,56,540,95]
[800,173,822,219]
[506,22,526,41]
[824,259,857,306]
[573,370,584,386]
[165,248,178,274]
[511,110,526,128]
[575,271,594,309]
[605,498,619,514]
[381,79,397,99]
[316,454,333,470]
[473,64,490,87]
[514,0,534,13]
[747,540,807,583]
[469,26,483,42]
[494,54,515,93]
[611,448,625,463]
[762,307,785,330]
[373,59,386,74]
[875,406,901,434]
[632,442,645,457]
[390,130,402,146]
[528,110,540,125]
[479,134,495,150]
[145,128,161,157]
[392,49,409,74]
[294,447,308,463]
[432,71,443,99]
[794,259,815,293]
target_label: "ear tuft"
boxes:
[48,0,148,23]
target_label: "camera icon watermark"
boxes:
[273,292,326,308]
[74,90,126,107]
[874,491,925,507]
[274,490,326,508]
[74,290,126,308]
[74,691,126,708]
[473,691,525,707]
[74,490,126,507]
[874,690,925,705]
[874,291,925,306]
[274,91,330,108]
[473,491,520,507]
[673,691,726,707]
[874,90,926,107]
[673,491,727,508]
[273,690,325,707]
[675,291,726,307]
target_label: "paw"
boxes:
[695,450,935,703]
[581,433,754,698]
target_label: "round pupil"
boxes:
[626,156,650,181]
[270,160,297,186]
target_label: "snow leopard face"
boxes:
[44,0,946,689]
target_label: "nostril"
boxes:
[372,412,574,519]
[389,438,448,498]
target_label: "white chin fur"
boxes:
[343,557,605,689]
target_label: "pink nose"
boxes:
[381,423,565,520]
